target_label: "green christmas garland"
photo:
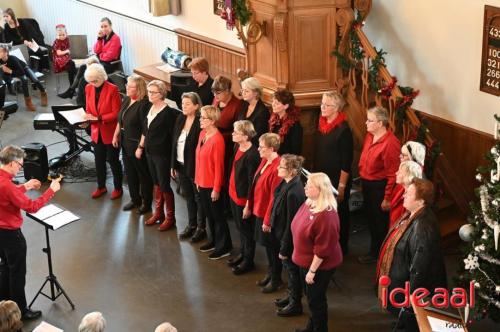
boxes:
[233,0,251,26]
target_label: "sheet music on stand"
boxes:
[28,204,80,230]
[33,321,64,332]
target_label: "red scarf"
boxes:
[269,106,301,142]
[318,112,346,134]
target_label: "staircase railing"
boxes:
[336,3,473,216]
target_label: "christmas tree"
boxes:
[458,114,500,322]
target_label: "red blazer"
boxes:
[249,156,282,226]
[93,32,121,62]
[85,81,121,144]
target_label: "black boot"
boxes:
[276,301,303,317]
[57,87,75,99]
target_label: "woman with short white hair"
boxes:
[291,172,342,332]
[400,140,426,167]
[78,311,106,332]
[389,160,423,228]
[83,63,123,200]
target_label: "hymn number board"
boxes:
[480,5,500,96]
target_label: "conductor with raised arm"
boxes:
[0,146,61,321]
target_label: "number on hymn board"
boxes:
[480,6,500,96]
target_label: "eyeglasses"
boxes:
[212,90,225,96]
[258,145,268,150]
[147,90,161,94]
[366,119,379,123]
[88,79,100,84]
[14,160,23,169]
[320,103,336,108]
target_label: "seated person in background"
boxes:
[52,24,76,90]
[155,322,178,332]
[0,45,47,111]
[93,17,122,73]
[58,17,121,99]
[0,300,22,332]
[188,57,214,106]
[2,8,50,72]
[78,311,106,332]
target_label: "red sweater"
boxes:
[0,169,55,230]
[291,203,343,270]
[249,157,282,226]
[358,130,400,200]
[195,129,225,192]
[389,184,406,228]
[93,32,121,62]
[213,94,242,141]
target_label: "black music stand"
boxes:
[26,205,78,309]
[50,105,93,168]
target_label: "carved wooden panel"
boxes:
[289,7,336,92]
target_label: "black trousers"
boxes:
[266,238,283,283]
[146,153,172,193]
[198,187,232,253]
[177,165,205,229]
[300,267,335,332]
[0,229,28,312]
[122,148,153,206]
[93,137,123,190]
[282,258,302,304]
[338,184,351,255]
[28,47,50,71]
[64,60,77,85]
[387,302,419,332]
[361,179,389,257]
[3,67,45,97]
[229,199,255,264]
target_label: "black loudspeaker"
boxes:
[168,71,196,109]
[22,142,49,182]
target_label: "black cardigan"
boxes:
[237,99,270,144]
[171,113,202,179]
[231,145,260,199]
[3,18,46,46]
[142,105,178,157]
[272,121,303,155]
[388,206,447,294]
[313,121,354,187]
[118,97,151,156]
[269,176,306,257]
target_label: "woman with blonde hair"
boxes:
[238,77,270,144]
[112,74,153,213]
[195,105,232,259]
[0,300,22,332]
[291,172,342,332]
[137,80,178,231]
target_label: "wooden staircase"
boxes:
[336,2,474,243]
